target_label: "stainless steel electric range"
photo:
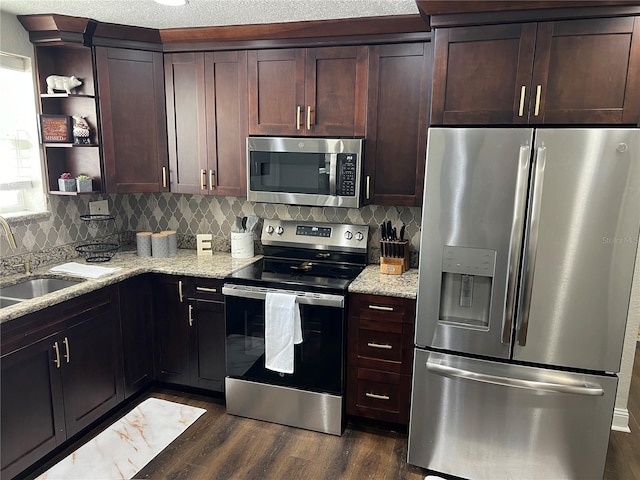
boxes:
[223,219,369,435]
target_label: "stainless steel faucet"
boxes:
[0,216,17,250]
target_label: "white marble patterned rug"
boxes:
[36,397,206,480]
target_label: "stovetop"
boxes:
[225,220,369,294]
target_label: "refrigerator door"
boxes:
[514,129,640,372]
[416,128,534,358]
[408,349,617,480]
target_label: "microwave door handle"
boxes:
[329,154,337,195]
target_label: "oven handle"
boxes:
[222,284,344,308]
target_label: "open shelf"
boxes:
[43,143,99,148]
[49,190,100,196]
[41,93,95,99]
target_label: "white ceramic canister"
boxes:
[231,231,254,259]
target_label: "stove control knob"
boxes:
[276,226,284,235]
[355,231,364,241]
[344,231,353,240]
[266,225,274,235]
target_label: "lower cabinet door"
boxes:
[190,299,226,391]
[61,308,124,437]
[1,334,65,479]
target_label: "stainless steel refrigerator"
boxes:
[408,128,640,479]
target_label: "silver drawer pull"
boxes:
[367,342,392,350]
[196,286,218,293]
[365,392,390,401]
[368,305,394,312]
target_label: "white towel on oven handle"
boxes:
[265,292,302,374]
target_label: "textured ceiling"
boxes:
[0,0,420,29]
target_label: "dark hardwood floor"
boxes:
[24,344,640,480]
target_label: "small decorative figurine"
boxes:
[72,114,91,145]
[46,75,82,94]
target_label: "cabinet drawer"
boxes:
[346,367,411,425]
[351,294,415,324]
[357,328,403,363]
[189,278,224,302]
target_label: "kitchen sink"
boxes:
[0,278,83,302]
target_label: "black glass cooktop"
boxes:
[225,257,365,294]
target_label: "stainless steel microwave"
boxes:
[247,136,364,208]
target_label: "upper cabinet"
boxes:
[165,51,248,196]
[364,43,431,207]
[95,47,169,193]
[248,47,367,136]
[431,15,640,125]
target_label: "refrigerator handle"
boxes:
[502,145,531,345]
[426,361,604,396]
[516,146,547,346]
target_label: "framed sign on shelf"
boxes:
[39,114,72,143]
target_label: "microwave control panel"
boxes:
[337,153,357,196]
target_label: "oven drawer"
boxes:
[346,367,411,425]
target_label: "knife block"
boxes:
[380,240,409,275]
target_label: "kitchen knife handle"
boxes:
[517,146,547,347]
[518,86,526,117]
[503,145,531,345]
[296,106,301,130]
[162,166,167,188]
[63,337,70,364]
[53,341,61,369]
[188,304,194,327]
[201,169,206,190]
[307,105,311,130]
[178,280,184,303]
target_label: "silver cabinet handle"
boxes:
[53,341,61,369]
[296,106,301,130]
[188,304,194,327]
[368,305,393,312]
[178,280,184,303]
[366,175,371,200]
[367,342,392,350]
[426,361,604,396]
[196,286,217,293]
[200,169,207,190]
[517,146,546,346]
[502,145,531,345]
[63,336,70,363]
[209,170,215,190]
[518,86,526,117]
[307,105,311,130]
[365,392,390,400]
[534,84,542,116]
[162,166,167,188]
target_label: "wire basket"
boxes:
[75,242,119,262]
[80,214,115,228]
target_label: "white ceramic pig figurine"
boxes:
[46,75,82,94]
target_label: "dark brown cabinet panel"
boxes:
[1,334,65,480]
[96,47,169,192]
[365,42,431,207]
[119,276,154,398]
[431,15,640,125]
[346,294,415,425]
[153,275,190,385]
[165,51,247,196]
[153,276,226,392]
[248,47,367,136]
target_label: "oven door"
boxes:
[223,284,346,395]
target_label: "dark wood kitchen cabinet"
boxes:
[248,46,367,136]
[119,275,154,398]
[346,293,415,425]
[152,275,226,392]
[364,42,431,207]
[431,15,640,125]
[95,47,169,192]
[165,51,248,196]
[0,287,124,479]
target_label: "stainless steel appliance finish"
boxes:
[224,220,368,436]
[247,136,363,208]
[225,377,343,435]
[409,350,618,480]
[409,128,640,479]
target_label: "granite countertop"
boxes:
[348,265,419,299]
[0,249,261,324]
[1,252,420,324]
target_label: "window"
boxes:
[0,52,46,216]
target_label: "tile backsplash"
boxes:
[0,193,422,273]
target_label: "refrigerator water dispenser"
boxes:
[439,246,496,329]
